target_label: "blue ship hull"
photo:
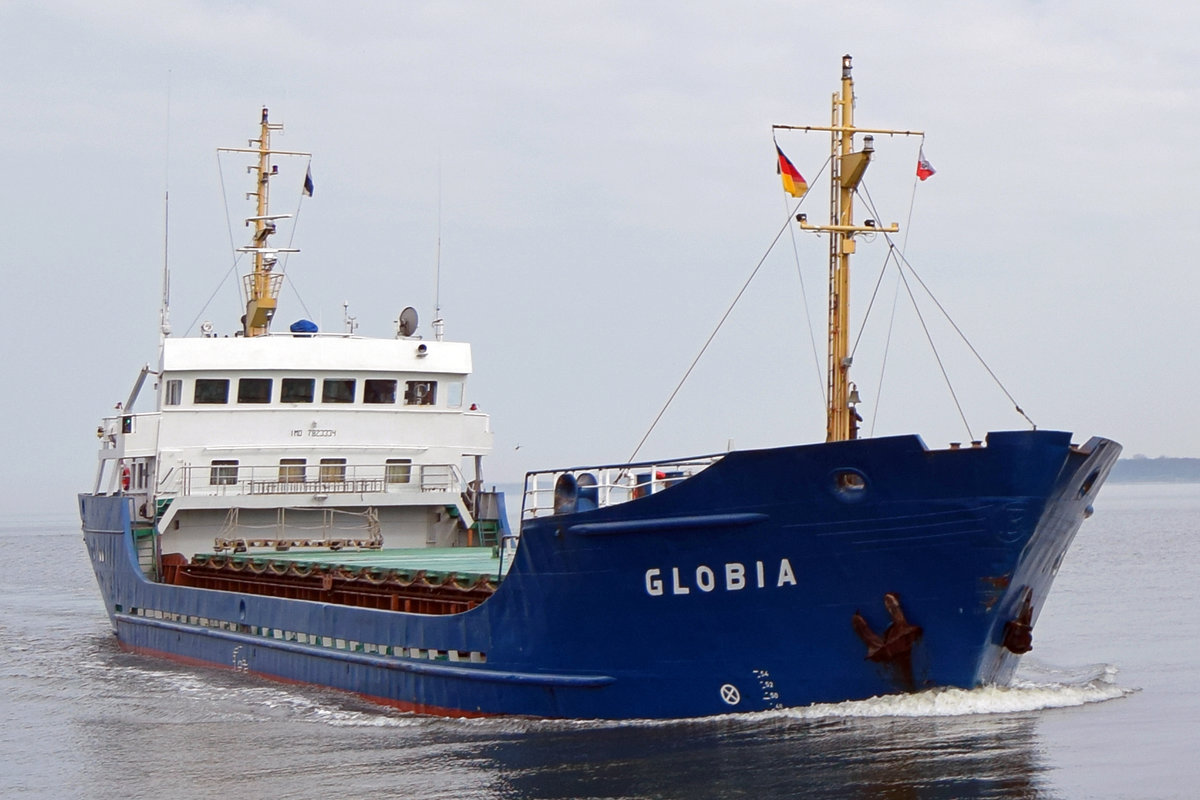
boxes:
[81,429,1119,719]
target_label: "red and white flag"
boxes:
[916,148,936,181]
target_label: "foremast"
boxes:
[775,55,922,442]
[219,108,310,337]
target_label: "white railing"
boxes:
[168,462,467,499]
[522,456,723,519]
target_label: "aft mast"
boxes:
[775,55,921,442]
[219,108,309,337]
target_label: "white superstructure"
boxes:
[91,109,502,564]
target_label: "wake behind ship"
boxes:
[81,59,1120,719]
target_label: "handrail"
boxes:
[521,456,722,519]
[159,461,467,499]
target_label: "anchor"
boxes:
[1002,587,1035,654]
[852,592,923,662]
[852,592,924,690]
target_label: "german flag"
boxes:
[776,145,807,197]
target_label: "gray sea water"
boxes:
[2,483,1197,799]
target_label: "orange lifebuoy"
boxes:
[121,464,131,491]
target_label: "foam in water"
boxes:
[507,662,1134,732]
[777,662,1131,721]
[87,659,418,728]
[90,647,1132,730]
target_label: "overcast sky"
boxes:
[3,1,1197,519]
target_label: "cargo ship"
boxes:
[81,57,1120,719]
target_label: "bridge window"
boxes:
[319,458,347,483]
[210,460,239,485]
[364,379,397,404]
[279,458,306,483]
[446,381,463,408]
[194,379,230,404]
[164,379,182,406]
[404,380,437,406]
[281,378,315,403]
[386,458,412,484]
[322,379,356,404]
[237,378,273,404]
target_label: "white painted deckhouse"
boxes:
[91,108,504,568]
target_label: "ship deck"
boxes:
[208,546,512,579]
[163,545,510,615]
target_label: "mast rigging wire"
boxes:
[855,175,1037,433]
[884,236,1037,429]
[627,155,835,462]
[626,198,813,464]
[186,151,313,335]
[279,162,315,321]
[782,190,828,409]
[891,245,976,441]
[631,134,1034,459]
[181,151,247,336]
[852,180,974,440]
[218,150,244,302]
[867,145,925,436]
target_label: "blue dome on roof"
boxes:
[289,319,318,334]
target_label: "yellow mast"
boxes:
[776,55,921,442]
[826,56,868,442]
[217,108,309,337]
[244,107,281,337]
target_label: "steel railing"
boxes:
[167,461,467,499]
[522,455,723,519]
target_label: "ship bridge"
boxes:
[95,332,500,559]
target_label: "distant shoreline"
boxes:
[1108,457,1200,484]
